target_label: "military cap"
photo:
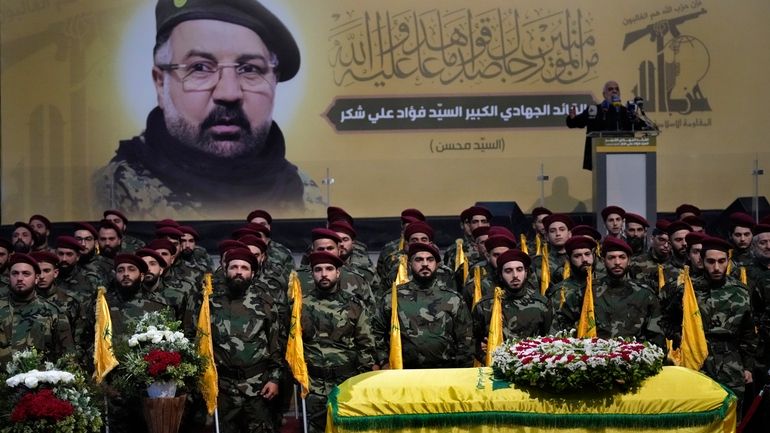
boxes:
[246,209,272,224]
[0,238,13,252]
[565,236,597,254]
[136,248,169,268]
[571,225,601,241]
[496,249,531,270]
[114,253,149,274]
[484,235,517,251]
[13,221,34,233]
[700,236,731,254]
[543,214,574,230]
[155,0,300,82]
[728,212,755,230]
[99,219,124,238]
[754,224,770,236]
[675,203,701,218]
[531,207,552,218]
[155,226,184,240]
[401,216,420,225]
[404,221,434,241]
[147,238,177,256]
[487,226,516,241]
[56,236,83,252]
[460,206,492,222]
[218,239,249,256]
[685,232,706,250]
[155,219,180,229]
[178,225,200,240]
[311,228,341,243]
[73,222,98,238]
[329,221,356,239]
[665,221,693,236]
[471,226,490,240]
[30,251,58,266]
[601,205,626,221]
[624,213,649,228]
[682,215,705,228]
[401,208,426,222]
[237,235,267,253]
[103,209,129,224]
[245,222,271,237]
[29,214,51,230]
[602,237,632,255]
[327,206,354,225]
[407,242,441,261]
[308,251,344,269]
[9,253,40,274]
[232,227,260,239]
[224,247,258,270]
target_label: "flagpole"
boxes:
[104,395,110,433]
[301,397,309,433]
[214,408,220,433]
[294,384,299,418]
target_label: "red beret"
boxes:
[147,238,177,256]
[496,249,531,270]
[308,251,344,269]
[329,221,356,239]
[728,212,755,230]
[136,248,168,268]
[311,228,341,243]
[460,206,492,222]
[401,208,426,223]
[99,219,123,238]
[13,221,34,233]
[232,227,260,239]
[407,242,441,261]
[471,226,490,239]
[601,206,626,221]
[244,222,271,237]
[543,214,574,230]
[238,235,268,253]
[327,206,354,225]
[10,253,40,274]
[246,209,272,224]
[218,240,249,256]
[155,226,183,240]
[224,247,258,270]
[56,235,83,252]
[114,253,148,274]
[602,237,632,255]
[29,214,51,230]
[565,236,598,254]
[401,216,420,225]
[682,215,705,228]
[685,232,707,249]
[654,219,672,233]
[404,221,434,241]
[665,221,693,236]
[155,219,180,229]
[73,222,97,237]
[754,224,770,236]
[571,225,601,241]
[0,238,13,252]
[484,235,517,251]
[624,213,649,228]
[30,251,59,266]
[700,236,731,254]
[103,209,129,224]
[178,225,200,240]
[531,207,552,218]
[675,203,701,218]
[487,226,516,241]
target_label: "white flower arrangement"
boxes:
[6,370,75,389]
[128,328,188,348]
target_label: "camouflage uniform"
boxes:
[379,257,459,298]
[545,267,593,318]
[266,241,295,283]
[630,249,670,291]
[662,274,757,401]
[180,246,214,276]
[531,247,569,289]
[120,234,145,253]
[461,261,494,310]
[297,266,375,308]
[472,281,552,362]
[552,274,664,348]
[376,237,403,282]
[80,253,114,285]
[0,292,74,364]
[444,236,479,273]
[730,247,752,269]
[36,283,87,361]
[157,276,197,321]
[300,282,376,432]
[748,260,770,378]
[56,265,99,307]
[372,277,474,368]
[0,270,9,297]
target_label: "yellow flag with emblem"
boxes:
[197,274,219,414]
[389,280,404,369]
[680,266,709,370]
[93,286,118,384]
[486,287,505,366]
[285,271,309,398]
[472,266,482,308]
[539,243,550,295]
[454,239,469,284]
[577,267,596,338]
[520,234,529,255]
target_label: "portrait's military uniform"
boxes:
[472,281,552,362]
[120,234,145,253]
[300,281,376,432]
[553,274,664,348]
[373,277,474,369]
[0,293,74,364]
[662,274,756,400]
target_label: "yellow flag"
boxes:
[520,234,529,255]
[726,249,733,275]
[657,264,666,291]
[562,260,571,280]
[535,234,542,256]
[285,271,309,398]
[197,274,219,414]
[398,235,405,252]
[389,281,403,369]
[577,267,596,338]
[739,267,747,285]
[472,266,482,309]
[680,266,709,370]
[486,287,504,366]
[395,254,409,286]
[92,286,118,384]
[539,244,550,295]
[454,239,469,284]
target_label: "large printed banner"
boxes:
[1,0,768,221]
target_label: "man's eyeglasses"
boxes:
[156,54,278,92]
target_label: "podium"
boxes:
[589,131,659,230]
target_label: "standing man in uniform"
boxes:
[103,209,145,253]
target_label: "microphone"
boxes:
[611,94,622,108]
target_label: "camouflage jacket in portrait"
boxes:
[0,293,74,364]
